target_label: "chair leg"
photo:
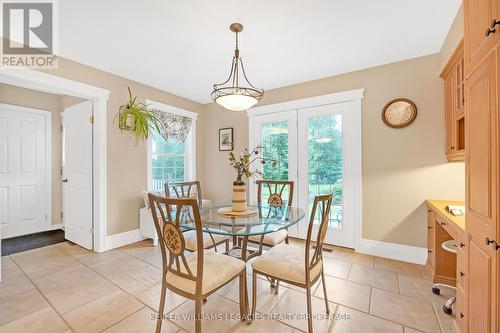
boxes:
[285,235,289,245]
[250,271,258,322]
[321,269,330,314]
[306,286,314,333]
[156,279,167,333]
[239,272,248,322]
[275,280,280,295]
[195,297,202,333]
[225,239,229,254]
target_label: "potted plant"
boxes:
[118,87,162,144]
[228,146,276,212]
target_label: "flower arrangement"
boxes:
[228,146,277,183]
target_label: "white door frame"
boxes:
[0,103,52,234]
[247,88,364,249]
[0,67,110,252]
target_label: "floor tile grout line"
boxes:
[60,245,187,332]
[7,254,76,333]
[5,241,438,333]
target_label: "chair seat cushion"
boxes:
[251,243,322,284]
[248,229,288,246]
[166,250,246,295]
[183,230,229,251]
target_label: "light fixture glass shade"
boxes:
[214,92,259,111]
[211,23,263,111]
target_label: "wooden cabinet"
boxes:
[464,0,500,74]
[465,47,498,333]
[441,41,466,162]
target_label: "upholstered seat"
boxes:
[251,243,322,284]
[247,229,288,246]
[183,230,229,251]
[166,250,246,294]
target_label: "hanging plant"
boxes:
[118,87,162,144]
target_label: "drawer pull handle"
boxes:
[460,242,465,248]
[460,271,465,277]
[428,226,432,229]
[428,250,432,253]
[485,20,499,36]
[460,313,464,319]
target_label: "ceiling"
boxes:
[57,0,461,103]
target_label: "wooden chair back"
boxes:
[148,193,204,293]
[256,180,294,207]
[305,193,333,274]
[165,181,203,207]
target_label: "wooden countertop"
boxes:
[426,199,465,231]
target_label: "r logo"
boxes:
[2,2,53,55]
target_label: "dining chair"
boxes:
[250,193,333,333]
[246,180,294,255]
[165,181,229,253]
[148,193,248,333]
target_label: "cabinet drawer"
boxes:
[456,286,467,332]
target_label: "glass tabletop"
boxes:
[178,202,305,237]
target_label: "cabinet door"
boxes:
[444,72,455,155]
[466,49,498,333]
[464,0,499,74]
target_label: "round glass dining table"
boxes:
[179,202,306,261]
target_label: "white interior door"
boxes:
[62,101,93,249]
[298,102,359,248]
[0,105,51,239]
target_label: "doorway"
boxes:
[249,90,363,249]
[0,68,109,253]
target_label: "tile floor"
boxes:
[0,240,457,333]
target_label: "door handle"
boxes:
[485,237,500,250]
[62,178,68,183]
[485,20,499,36]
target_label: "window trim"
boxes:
[145,100,197,191]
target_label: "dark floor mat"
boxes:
[1,229,65,256]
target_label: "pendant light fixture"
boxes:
[211,23,264,111]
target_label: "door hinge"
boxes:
[90,227,94,234]
[45,214,48,220]
[60,125,63,132]
[60,211,63,219]
[89,115,95,124]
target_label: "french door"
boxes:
[250,101,360,248]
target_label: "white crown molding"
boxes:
[0,67,110,100]
[146,99,198,120]
[246,88,365,117]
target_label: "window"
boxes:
[150,134,186,190]
[146,100,197,191]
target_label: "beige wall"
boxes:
[0,84,67,226]
[202,53,465,248]
[37,57,205,236]
[440,3,464,71]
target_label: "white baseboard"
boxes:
[356,238,427,265]
[105,229,142,251]
[47,223,64,231]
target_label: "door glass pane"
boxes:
[307,115,343,229]
[261,121,289,202]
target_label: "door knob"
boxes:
[62,178,68,183]
[490,19,500,29]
